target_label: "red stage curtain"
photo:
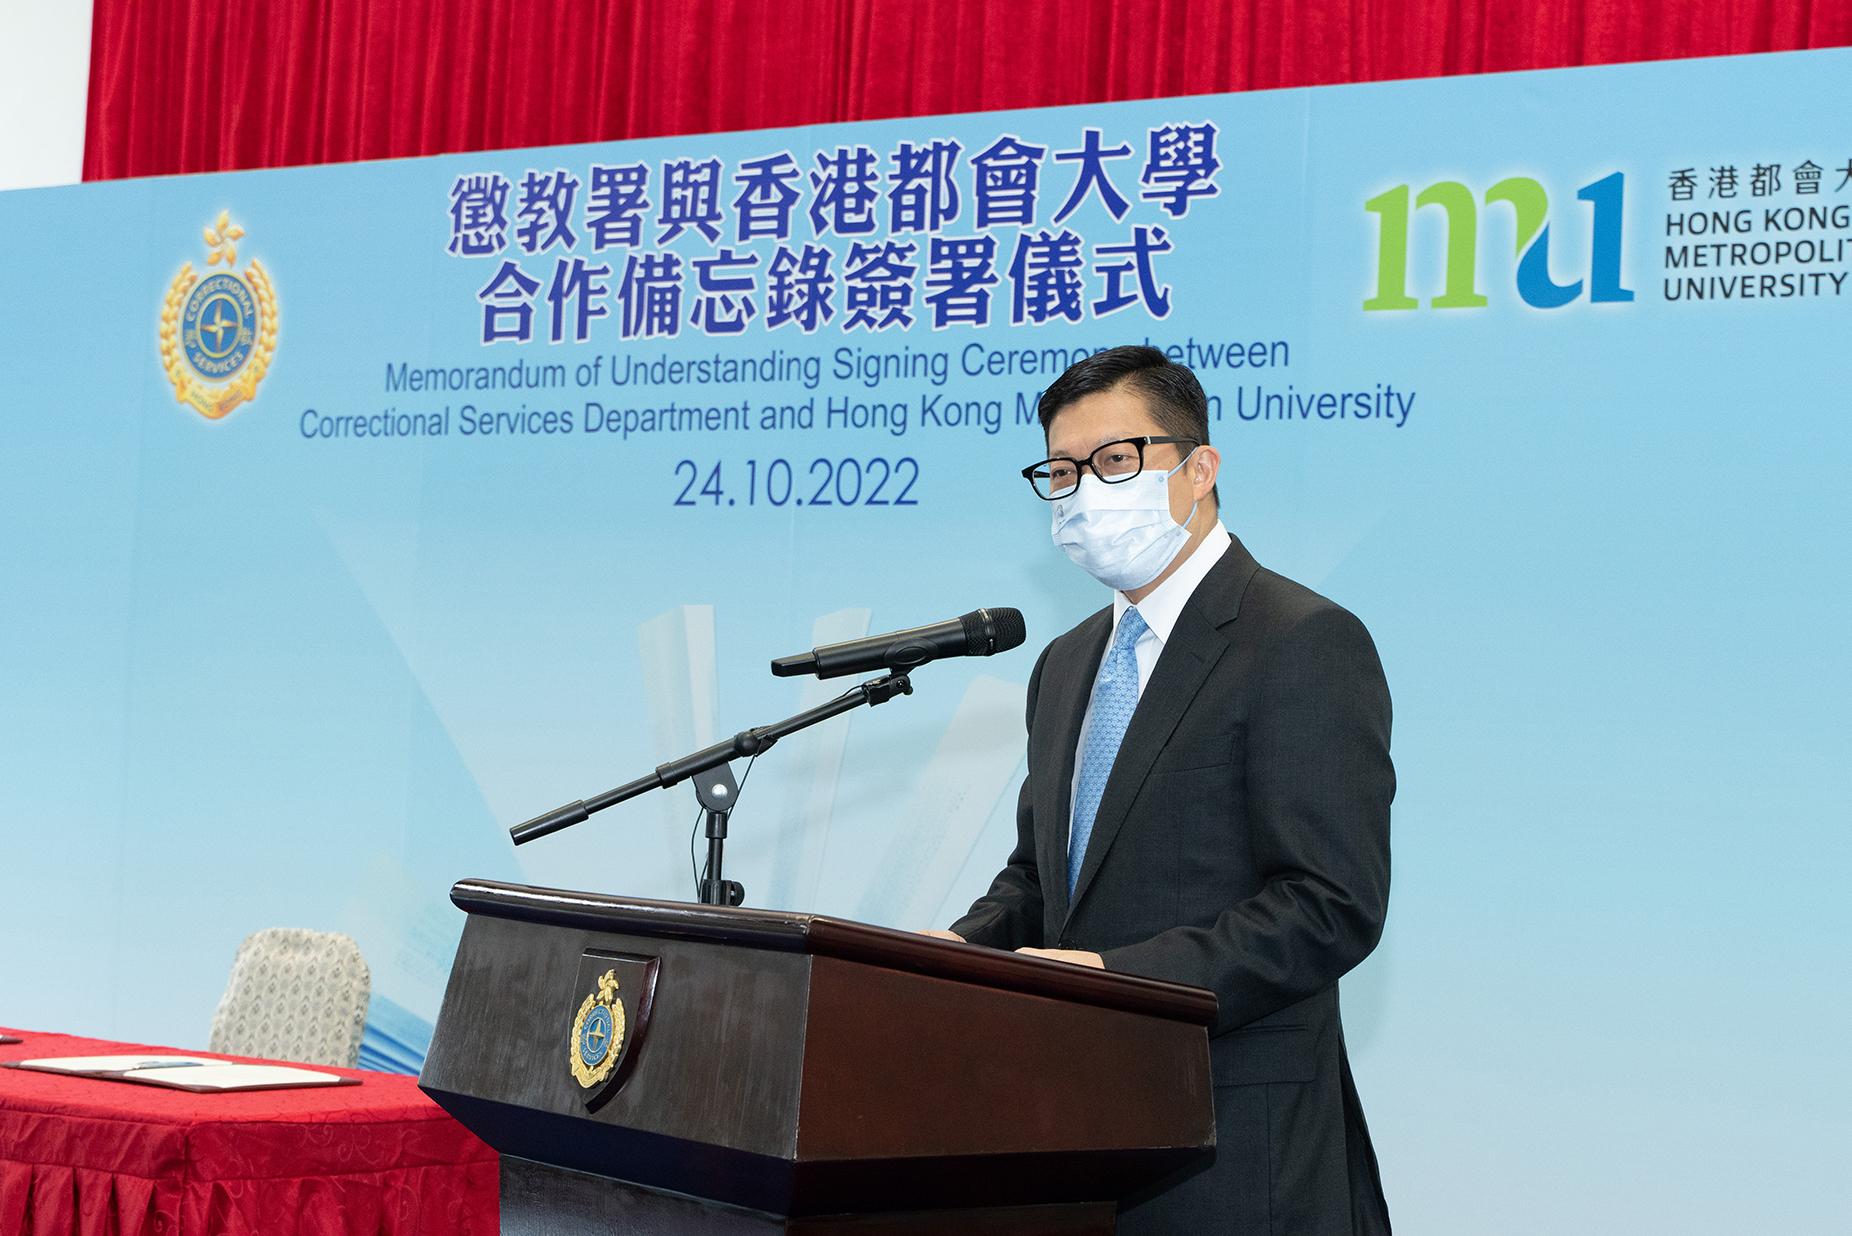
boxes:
[83,0,1852,180]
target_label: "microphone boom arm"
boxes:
[507,670,917,875]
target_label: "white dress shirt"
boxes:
[1068,523,1231,844]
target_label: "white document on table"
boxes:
[118,1063,347,1090]
[14,1054,219,1073]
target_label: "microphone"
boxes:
[771,607,1026,680]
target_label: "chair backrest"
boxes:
[208,927,370,1067]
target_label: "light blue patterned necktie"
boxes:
[1068,606,1149,896]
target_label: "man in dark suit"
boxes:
[936,346,1393,1234]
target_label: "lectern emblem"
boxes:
[565,951,660,1109]
[569,970,626,1088]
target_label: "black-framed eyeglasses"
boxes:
[1020,436,1199,500]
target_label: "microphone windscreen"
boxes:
[963,607,1026,656]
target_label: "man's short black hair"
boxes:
[1037,344,1217,502]
[1037,345,1211,445]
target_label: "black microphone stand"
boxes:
[508,670,915,906]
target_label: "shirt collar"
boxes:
[1111,522,1230,645]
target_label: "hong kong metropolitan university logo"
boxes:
[1363,172,1634,310]
[158,211,279,419]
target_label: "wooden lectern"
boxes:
[421,879,1217,1234]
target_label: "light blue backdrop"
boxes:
[3,49,1848,1234]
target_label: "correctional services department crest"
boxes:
[566,951,659,1110]
[158,211,278,420]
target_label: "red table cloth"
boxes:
[0,1027,497,1236]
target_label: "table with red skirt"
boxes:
[0,1027,498,1236]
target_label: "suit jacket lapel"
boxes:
[1063,535,1262,925]
[1034,608,1110,927]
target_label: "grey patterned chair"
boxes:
[207,927,370,1067]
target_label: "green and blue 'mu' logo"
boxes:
[1364,172,1633,310]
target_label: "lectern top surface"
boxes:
[451,878,1216,1026]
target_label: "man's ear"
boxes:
[1191,445,1221,502]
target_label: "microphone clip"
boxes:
[858,670,915,708]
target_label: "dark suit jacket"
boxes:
[951,533,1393,1235]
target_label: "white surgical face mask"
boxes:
[1050,450,1198,592]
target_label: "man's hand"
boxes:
[1015,947,1104,968]
[916,929,965,941]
